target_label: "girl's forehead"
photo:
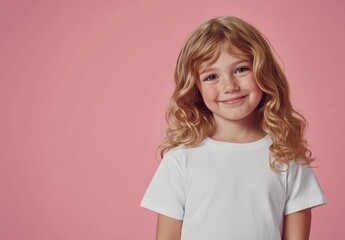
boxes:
[197,47,251,72]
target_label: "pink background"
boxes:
[1,0,344,239]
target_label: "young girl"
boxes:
[141,16,327,240]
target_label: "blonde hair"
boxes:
[160,16,313,171]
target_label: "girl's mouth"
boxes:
[220,95,247,104]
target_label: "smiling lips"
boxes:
[219,95,247,104]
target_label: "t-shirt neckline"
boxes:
[205,134,272,150]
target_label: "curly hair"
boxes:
[159,16,314,172]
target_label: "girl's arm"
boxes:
[283,208,312,240]
[156,214,183,240]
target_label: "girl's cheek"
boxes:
[202,89,218,101]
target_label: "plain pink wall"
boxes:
[1,0,344,239]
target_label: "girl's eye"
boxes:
[235,67,250,74]
[204,74,218,81]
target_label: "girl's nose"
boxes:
[223,78,239,93]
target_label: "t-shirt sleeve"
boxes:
[284,161,327,215]
[140,153,185,220]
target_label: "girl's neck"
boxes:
[210,111,265,143]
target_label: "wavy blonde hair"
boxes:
[159,16,314,171]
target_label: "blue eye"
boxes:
[235,67,250,74]
[204,74,218,81]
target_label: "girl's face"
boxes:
[197,50,263,128]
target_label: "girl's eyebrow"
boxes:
[199,67,218,75]
[198,60,250,75]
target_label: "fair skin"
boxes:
[157,50,312,239]
[156,214,182,240]
[283,208,312,240]
[197,49,264,142]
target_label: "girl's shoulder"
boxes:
[165,143,203,158]
[162,139,209,162]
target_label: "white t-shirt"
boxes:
[141,135,327,240]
